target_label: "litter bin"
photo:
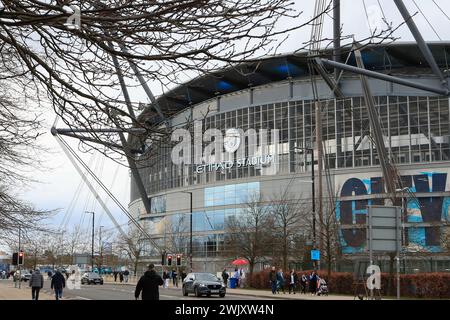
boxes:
[229,278,238,289]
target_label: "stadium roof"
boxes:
[139,42,450,125]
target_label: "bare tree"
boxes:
[270,191,309,271]
[0,78,52,243]
[224,194,272,286]
[116,228,146,275]
[317,194,342,278]
[0,0,335,162]
[64,225,90,265]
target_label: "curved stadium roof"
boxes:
[138,42,450,126]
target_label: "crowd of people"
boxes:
[112,270,130,283]
[268,267,328,295]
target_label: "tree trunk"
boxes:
[249,261,255,287]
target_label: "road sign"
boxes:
[311,250,320,261]
[366,206,401,253]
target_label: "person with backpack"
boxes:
[221,269,229,288]
[29,268,44,300]
[134,264,164,300]
[50,270,66,300]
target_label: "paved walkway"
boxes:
[0,280,54,300]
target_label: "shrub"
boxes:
[248,269,450,298]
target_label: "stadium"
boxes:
[128,42,450,273]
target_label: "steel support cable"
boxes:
[56,134,162,252]
[59,153,96,231]
[98,163,120,226]
[412,0,442,40]
[432,0,450,21]
[362,0,373,34]
[59,135,139,231]
[56,134,129,240]
[89,154,106,215]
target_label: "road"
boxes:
[42,283,271,300]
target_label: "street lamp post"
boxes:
[85,211,95,271]
[99,226,104,270]
[395,187,409,300]
[294,147,317,267]
[180,191,193,272]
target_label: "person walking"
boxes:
[221,269,229,288]
[113,271,118,282]
[232,268,240,288]
[119,272,124,283]
[300,273,308,294]
[13,270,20,288]
[123,270,129,283]
[180,270,187,282]
[29,268,44,300]
[51,270,66,300]
[171,269,178,287]
[134,264,164,300]
[269,267,277,294]
[309,271,318,295]
[288,269,298,294]
[276,268,285,294]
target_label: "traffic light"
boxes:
[18,250,24,265]
[12,252,18,266]
[167,254,172,266]
[161,252,166,266]
[176,254,181,266]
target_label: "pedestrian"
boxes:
[119,272,124,283]
[13,270,20,288]
[269,266,277,294]
[113,271,118,282]
[300,273,307,294]
[47,270,52,280]
[134,264,164,300]
[276,268,285,294]
[221,269,229,288]
[29,268,44,300]
[172,269,178,287]
[2,270,5,279]
[162,269,169,288]
[288,269,298,294]
[51,270,66,300]
[309,271,318,295]
[233,268,240,288]
[180,270,187,282]
[239,269,246,288]
[124,269,129,283]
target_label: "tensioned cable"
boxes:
[432,0,450,22]
[59,153,96,231]
[412,0,442,40]
[98,163,121,226]
[56,134,162,251]
[362,0,373,34]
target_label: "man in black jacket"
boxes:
[51,270,66,300]
[135,264,164,300]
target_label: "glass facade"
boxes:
[132,96,450,202]
[140,182,260,257]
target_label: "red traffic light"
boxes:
[167,254,172,266]
[19,251,23,257]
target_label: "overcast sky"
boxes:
[21,0,450,235]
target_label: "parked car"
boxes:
[81,272,104,285]
[20,272,32,282]
[182,273,226,298]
